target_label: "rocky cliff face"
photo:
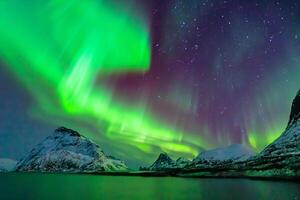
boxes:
[287,90,300,127]
[239,90,300,176]
[16,127,128,172]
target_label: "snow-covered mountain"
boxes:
[175,157,191,168]
[147,153,191,170]
[193,144,255,163]
[16,127,128,172]
[148,153,176,171]
[259,90,300,157]
[0,158,17,172]
[242,90,300,174]
[146,90,300,177]
[147,145,255,171]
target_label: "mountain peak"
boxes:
[155,152,174,164]
[157,152,171,160]
[54,127,81,137]
[148,152,175,170]
[16,127,128,172]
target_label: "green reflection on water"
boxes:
[0,173,299,200]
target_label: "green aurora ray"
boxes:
[0,0,204,160]
[1,0,298,163]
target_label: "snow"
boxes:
[259,119,300,158]
[176,157,191,168]
[16,127,128,172]
[148,153,191,170]
[241,90,300,173]
[148,145,256,171]
[149,153,175,170]
[259,89,300,158]
[0,158,17,172]
[193,144,255,163]
[145,90,300,176]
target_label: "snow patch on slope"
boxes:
[194,144,255,163]
[0,158,17,172]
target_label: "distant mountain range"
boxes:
[1,90,300,178]
[146,90,300,178]
[145,144,255,171]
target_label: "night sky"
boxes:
[0,0,300,167]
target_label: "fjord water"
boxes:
[0,173,299,200]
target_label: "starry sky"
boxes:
[0,0,300,167]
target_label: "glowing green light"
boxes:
[248,134,257,149]
[0,0,203,160]
[247,127,283,151]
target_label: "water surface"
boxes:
[0,173,299,200]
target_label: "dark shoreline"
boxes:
[2,171,300,182]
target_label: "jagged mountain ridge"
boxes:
[10,90,300,177]
[186,90,300,175]
[147,144,255,171]
[16,127,128,172]
[176,157,191,168]
[148,153,176,170]
[147,153,192,170]
[146,90,300,177]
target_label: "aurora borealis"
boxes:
[0,0,300,166]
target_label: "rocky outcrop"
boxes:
[16,127,128,172]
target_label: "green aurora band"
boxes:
[0,0,204,160]
[1,0,298,163]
